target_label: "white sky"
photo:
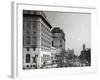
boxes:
[44,11,91,56]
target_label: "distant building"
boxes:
[51,27,65,54]
[79,44,91,66]
[51,27,66,66]
[66,49,74,60]
[23,10,52,69]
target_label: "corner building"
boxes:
[51,27,66,66]
[23,10,52,69]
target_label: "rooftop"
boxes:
[23,10,52,29]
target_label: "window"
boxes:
[26,36,30,38]
[26,22,31,29]
[32,36,36,38]
[32,26,36,28]
[52,41,54,47]
[27,42,30,45]
[27,47,30,51]
[26,36,30,45]
[26,54,30,63]
[27,31,30,34]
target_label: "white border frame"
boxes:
[11,1,97,78]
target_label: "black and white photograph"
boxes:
[23,10,91,70]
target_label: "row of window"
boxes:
[26,54,36,63]
[24,17,40,23]
[41,22,51,49]
[41,22,50,33]
[26,54,51,64]
[24,28,37,34]
[41,54,50,62]
[23,21,31,30]
[41,22,51,42]
[24,37,37,46]
[41,27,51,37]
[24,42,37,47]
[41,42,51,49]
[41,32,51,42]
[41,47,51,52]
[23,21,39,31]
[24,32,37,38]
[41,38,51,45]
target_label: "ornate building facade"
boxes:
[23,10,52,69]
[51,27,66,67]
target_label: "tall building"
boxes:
[79,44,91,66]
[51,27,66,66]
[23,10,52,69]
